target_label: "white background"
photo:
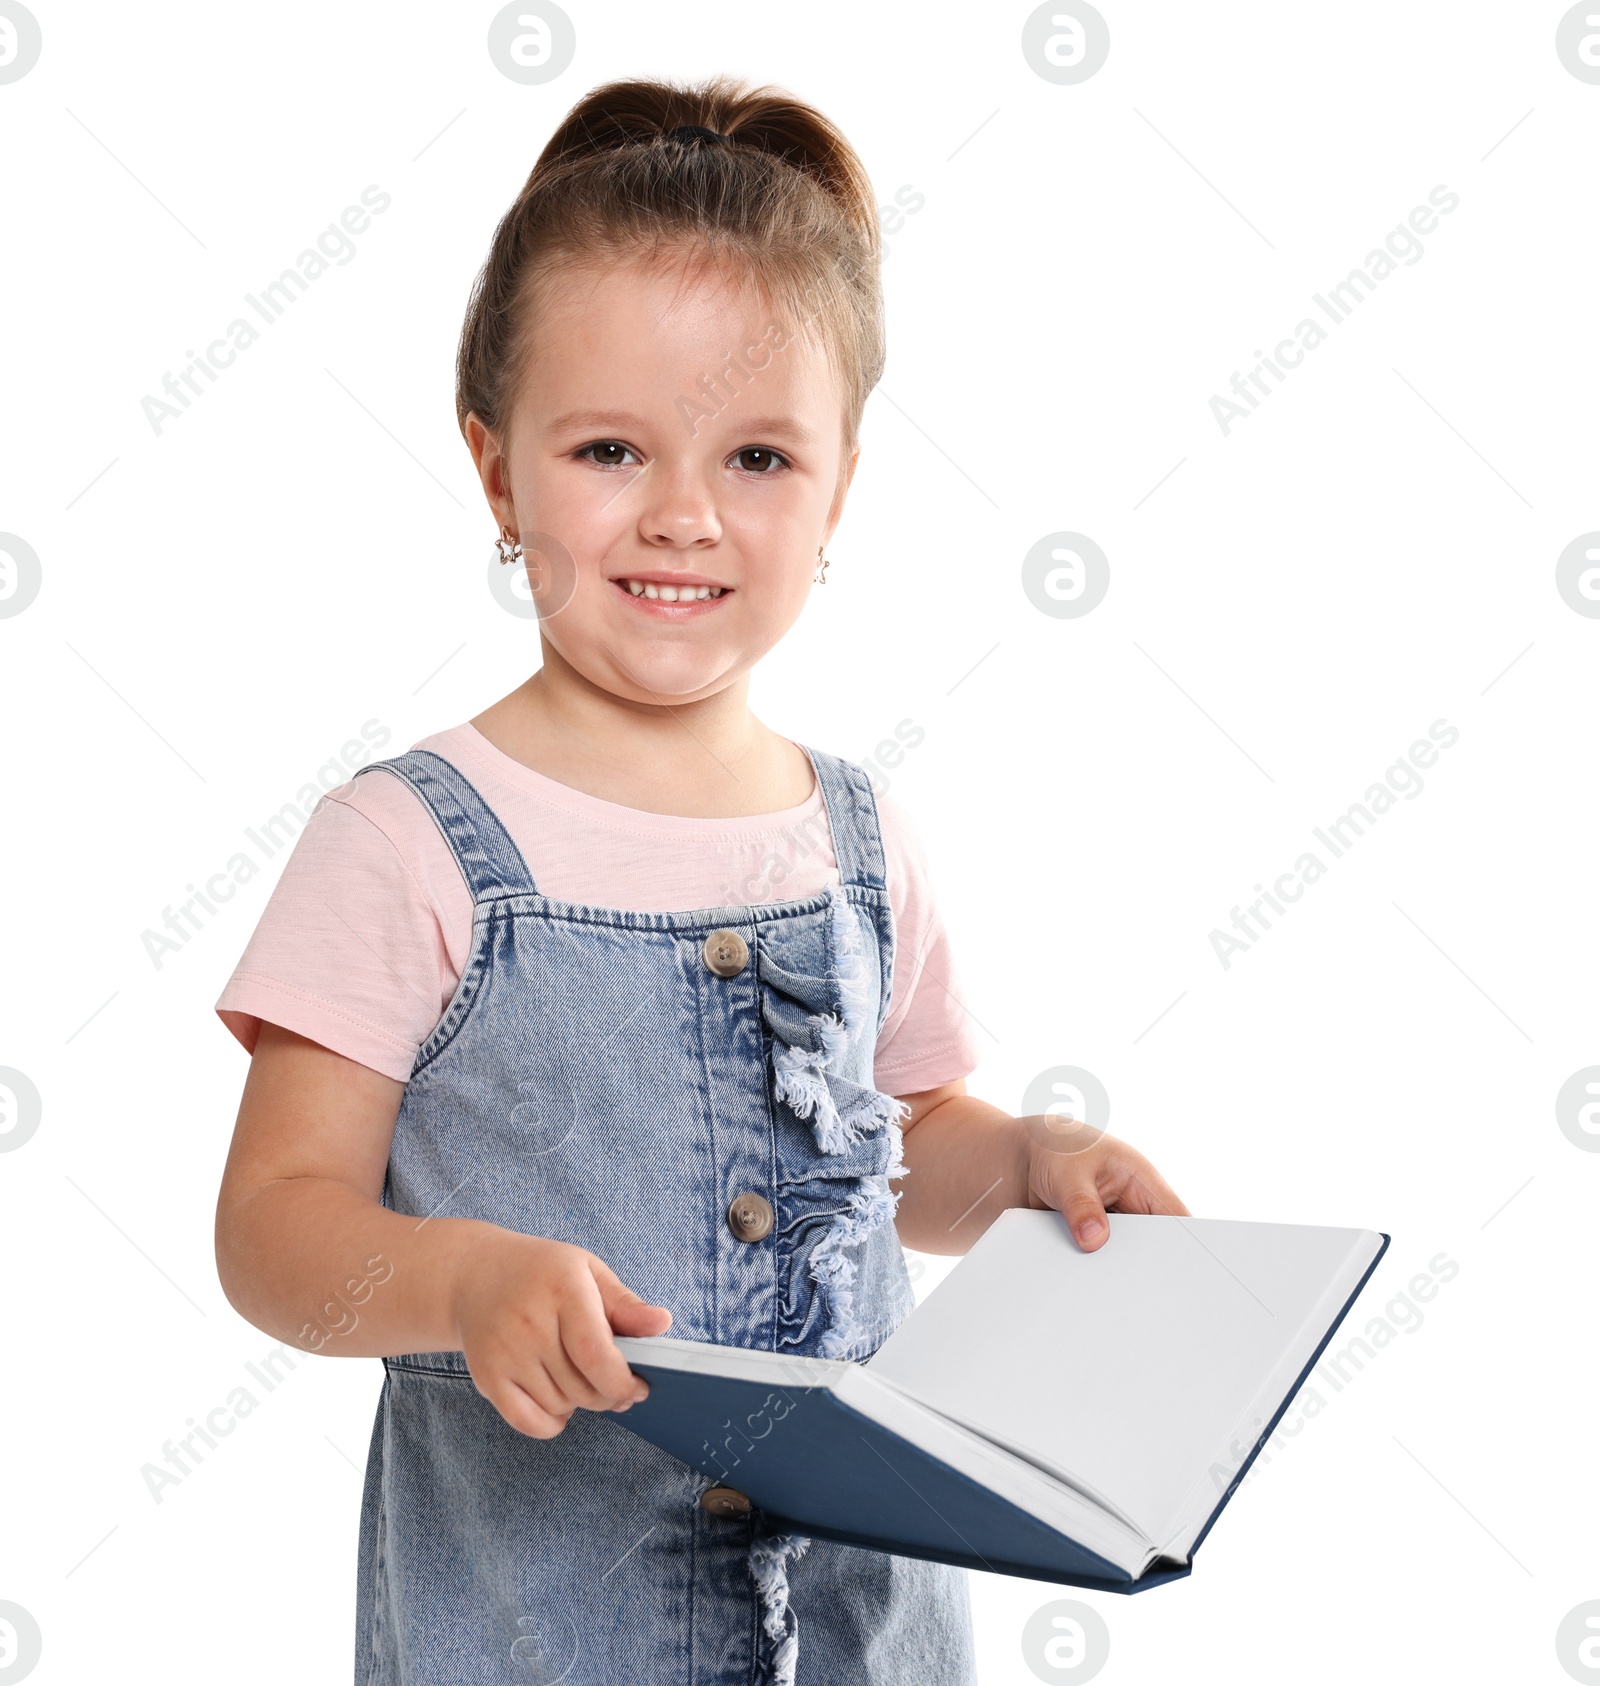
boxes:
[2,2,1597,1682]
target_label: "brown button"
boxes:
[702,928,749,978]
[727,1192,775,1243]
[700,1485,752,1519]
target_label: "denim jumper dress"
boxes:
[350,747,977,1685]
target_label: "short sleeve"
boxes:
[871,790,982,1095]
[213,783,462,1082]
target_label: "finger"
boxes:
[541,1319,617,1412]
[558,1299,644,1412]
[481,1373,571,1440]
[508,1357,584,1426]
[609,1299,674,1338]
[1045,1162,1110,1251]
[487,1301,605,1414]
[588,1257,674,1337]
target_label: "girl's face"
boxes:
[471,253,856,708]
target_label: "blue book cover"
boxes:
[615,1212,1391,1591]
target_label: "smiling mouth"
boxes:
[610,576,733,618]
[613,577,729,602]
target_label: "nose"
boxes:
[637,459,722,550]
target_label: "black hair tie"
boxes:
[666,124,729,145]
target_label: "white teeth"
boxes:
[621,579,724,601]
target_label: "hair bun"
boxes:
[533,75,880,255]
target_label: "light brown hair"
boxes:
[454,75,884,451]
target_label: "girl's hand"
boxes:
[1023,1118,1191,1252]
[449,1231,673,1438]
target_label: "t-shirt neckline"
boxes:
[440,721,826,839]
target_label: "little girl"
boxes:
[214,75,1188,1686]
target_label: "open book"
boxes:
[615,1210,1389,1590]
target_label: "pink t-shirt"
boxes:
[215,724,978,1096]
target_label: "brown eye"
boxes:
[578,441,638,468]
[733,447,787,474]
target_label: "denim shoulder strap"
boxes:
[352,748,537,902]
[800,745,888,893]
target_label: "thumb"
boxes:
[588,1257,674,1336]
[1057,1184,1110,1252]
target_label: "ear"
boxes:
[465,412,516,533]
[822,441,861,546]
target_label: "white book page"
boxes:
[868,1210,1381,1547]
